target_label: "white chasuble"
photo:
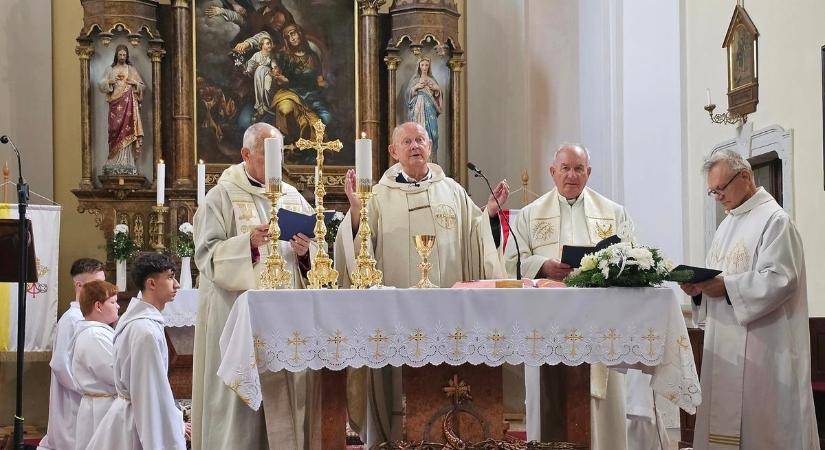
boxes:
[86,300,186,450]
[70,321,116,450]
[192,162,318,450]
[694,188,819,450]
[506,187,634,449]
[335,162,503,289]
[38,302,83,450]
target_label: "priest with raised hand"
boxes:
[191,122,318,450]
[334,121,507,446]
[680,149,819,449]
[504,143,654,450]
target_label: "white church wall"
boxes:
[683,0,825,317]
[0,0,54,202]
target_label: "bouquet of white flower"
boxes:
[325,211,345,249]
[107,224,139,261]
[564,241,692,288]
[175,222,195,258]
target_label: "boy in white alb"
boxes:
[86,254,190,449]
[70,280,120,450]
[38,258,105,450]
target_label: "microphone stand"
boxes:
[3,136,29,450]
[468,164,523,280]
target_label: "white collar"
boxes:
[400,168,432,183]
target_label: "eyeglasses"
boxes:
[707,171,742,197]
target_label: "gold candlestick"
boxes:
[260,183,292,289]
[150,205,169,253]
[414,234,437,288]
[350,183,382,289]
[296,120,342,289]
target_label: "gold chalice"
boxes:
[414,234,437,288]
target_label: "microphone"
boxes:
[467,162,523,280]
[0,135,28,204]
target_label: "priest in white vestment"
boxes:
[86,254,188,450]
[38,258,105,450]
[191,122,318,450]
[334,122,508,446]
[681,149,819,450]
[70,280,120,450]
[505,144,651,450]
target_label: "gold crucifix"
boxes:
[487,329,504,358]
[327,330,347,361]
[295,120,343,289]
[641,328,659,358]
[604,329,620,358]
[565,329,584,358]
[368,329,388,358]
[442,374,472,405]
[448,327,466,357]
[287,331,307,362]
[408,329,426,358]
[526,329,545,358]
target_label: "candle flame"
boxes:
[361,131,367,139]
[199,159,204,164]
[159,159,164,164]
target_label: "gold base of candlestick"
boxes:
[260,187,293,289]
[414,234,437,288]
[150,205,169,253]
[350,190,382,289]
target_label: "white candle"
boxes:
[264,136,282,190]
[355,131,372,184]
[156,160,165,205]
[706,88,712,106]
[197,160,206,205]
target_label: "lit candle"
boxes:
[355,131,372,186]
[197,160,206,205]
[156,159,165,205]
[706,88,712,106]
[264,136,282,190]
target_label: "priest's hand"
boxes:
[485,179,510,217]
[250,224,270,249]
[290,233,311,257]
[540,258,572,281]
[697,276,727,298]
[679,282,702,297]
[184,422,192,441]
[344,169,361,228]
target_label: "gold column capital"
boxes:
[357,0,386,16]
[384,54,401,70]
[148,47,166,63]
[172,0,191,9]
[75,46,95,61]
[448,57,465,72]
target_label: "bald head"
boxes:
[550,143,592,199]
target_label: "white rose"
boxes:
[179,222,194,234]
[114,224,129,235]
[580,255,598,272]
[333,211,345,221]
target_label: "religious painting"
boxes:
[194,0,356,167]
[729,24,755,90]
[722,4,759,117]
[394,43,451,174]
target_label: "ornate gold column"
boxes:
[384,49,401,135]
[148,40,166,174]
[75,38,94,190]
[357,0,385,181]
[448,53,466,186]
[171,0,194,188]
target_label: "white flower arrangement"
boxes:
[114,223,129,235]
[179,222,194,234]
[175,222,195,258]
[565,242,688,288]
[108,224,138,261]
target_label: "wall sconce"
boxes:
[704,89,747,125]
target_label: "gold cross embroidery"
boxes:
[368,329,388,358]
[287,331,306,362]
[641,329,659,358]
[238,203,255,221]
[442,374,472,404]
[526,329,545,358]
[408,329,426,358]
[604,329,620,358]
[448,328,466,357]
[487,329,504,357]
[327,330,347,361]
[676,335,690,351]
[595,222,614,240]
[565,329,584,358]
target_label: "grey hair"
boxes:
[242,123,283,154]
[701,149,752,174]
[391,122,430,144]
[554,143,591,165]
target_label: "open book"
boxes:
[276,209,335,241]
[560,235,622,268]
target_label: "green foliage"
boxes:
[107,230,139,262]
[563,242,693,288]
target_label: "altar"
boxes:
[218,287,701,447]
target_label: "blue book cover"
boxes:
[276,209,336,241]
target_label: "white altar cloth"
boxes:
[163,288,199,327]
[218,287,701,414]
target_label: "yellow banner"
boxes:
[0,203,11,350]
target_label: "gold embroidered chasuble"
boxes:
[191,163,317,450]
[693,188,819,450]
[335,162,504,289]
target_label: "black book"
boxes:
[561,235,622,268]
[671,264,722,283]
[0,219,38,283]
